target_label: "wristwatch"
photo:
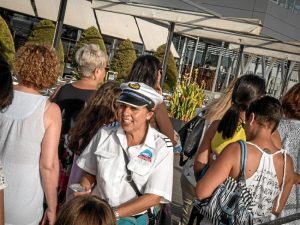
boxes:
[113,207,120,221]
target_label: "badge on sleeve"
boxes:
[138,149,153,162]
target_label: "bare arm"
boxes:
[117,194,161,217]
[194,120,218,174]
[40,102,61,225]
[154,102,177,146]
[195,142,237,199]
[272,155,295,215]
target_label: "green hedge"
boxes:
[110,39,137,80]
[154,44,178,91]
[76,26,107,53]
[0,15,15,67]
[27,19,64,75]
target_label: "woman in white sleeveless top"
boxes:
[196,96,295,224]
[0,53,12,225]
[0,44,61,225]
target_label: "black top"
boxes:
[52,83,95,135]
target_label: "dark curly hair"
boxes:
[0,53,13,111]
[68,81,121,154]
[14,44,60,90]
[282,83,300,120]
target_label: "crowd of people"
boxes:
[0,43,299,225]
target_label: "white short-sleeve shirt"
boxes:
[77,123,174,207]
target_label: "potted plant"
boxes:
[168,74,205,130]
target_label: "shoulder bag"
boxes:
[178,114,206,166]
[193,140,254,225]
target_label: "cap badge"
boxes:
[128,83,140,90]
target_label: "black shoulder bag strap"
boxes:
[121,147,156,221]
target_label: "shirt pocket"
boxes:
[94,148,118,180]
[127,158,153,186]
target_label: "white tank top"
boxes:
[246,141,286,224]
[0,90,48,225]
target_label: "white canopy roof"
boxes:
[135,18,179,57]
[92,0,262,35]
[92,0,300,62]
[0,0,35,16]
[35,0,98,29]
[95,10,142,44]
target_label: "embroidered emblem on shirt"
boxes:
[138,149,152,162]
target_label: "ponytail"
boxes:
[217,103,243,139]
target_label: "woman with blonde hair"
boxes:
[0,44,61,225]
[194,74,266,175]
[180,80,234,225]
[52,44,109,203]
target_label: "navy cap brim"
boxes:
[117,93,148,108]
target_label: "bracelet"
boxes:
[113,207,120,221]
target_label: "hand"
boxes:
[40,208,56,225]
[73,188,91,197]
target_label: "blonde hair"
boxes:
[75,44,108,78]
[205,79,236,122]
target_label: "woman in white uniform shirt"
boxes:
[76,82,174,225]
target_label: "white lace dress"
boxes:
[278,118,300,224]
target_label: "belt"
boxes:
[132,212,147,219]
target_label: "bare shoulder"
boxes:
[204,119,220,137]
[210,119,220,127]
[220,141,241,157]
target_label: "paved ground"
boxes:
[171,154,184,224]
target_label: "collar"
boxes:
[116,125,156,150]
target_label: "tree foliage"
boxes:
[76,26,107,53]
[110,39,137,80]
[27,19,64,75]
[154,44,178,91]
[0,15,15,67]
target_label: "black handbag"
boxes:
[178,114,206,166]
[193,140,254,225]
